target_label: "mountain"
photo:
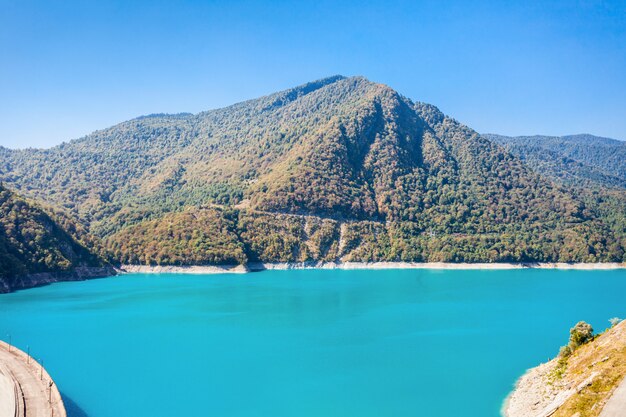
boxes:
[0,76,624,268]
[0,183,113,292]
[484,134,626,189]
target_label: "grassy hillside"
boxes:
[0,76,624,265]
[551,320,626,417]
[505,320,626,417]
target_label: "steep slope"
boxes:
[0,76,624,266]
[485,134,626,189]
[0,184,113,292]
[505,320,626,417]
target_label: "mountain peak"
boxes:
[0,77,623,268]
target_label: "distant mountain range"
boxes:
[0,76,624,290]
[485,134,626,189]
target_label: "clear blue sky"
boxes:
[1,0,625,149]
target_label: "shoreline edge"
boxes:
[119,261,626,274]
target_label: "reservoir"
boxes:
[0,268,624,417]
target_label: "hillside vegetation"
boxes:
[485,134,626,190]
[505,319,626,417]
[0,76,624,266]
[0,184,110,291]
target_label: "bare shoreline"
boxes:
[119,261,626,274]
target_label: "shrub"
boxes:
[568,321,594,350]
[558,345,572,358]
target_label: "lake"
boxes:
[0,269,624,417]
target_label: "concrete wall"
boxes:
[0,365,16,417]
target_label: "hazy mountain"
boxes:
[0,184,112,292]
[484,134,626,189]
[0,76,624,268]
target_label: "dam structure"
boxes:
[0,340,66,417]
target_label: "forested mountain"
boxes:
[0,184,112,292]
[0,76,624,268]
[484,134,626,189]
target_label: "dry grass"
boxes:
[552,321,626,417]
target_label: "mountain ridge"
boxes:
[485,133,626,189]
[0,76,623,276]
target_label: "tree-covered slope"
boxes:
[0,184,112,292]
[484,133,626,189]
[0,76,624,265]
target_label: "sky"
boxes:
[1,0,625,149]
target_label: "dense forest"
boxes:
[103,207,624,265]
[485,134,626,189]
[0,184,111,291]
[0,76,624,274]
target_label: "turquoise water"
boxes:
[0,269,625,417]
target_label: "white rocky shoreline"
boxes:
[119,261,626,274]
